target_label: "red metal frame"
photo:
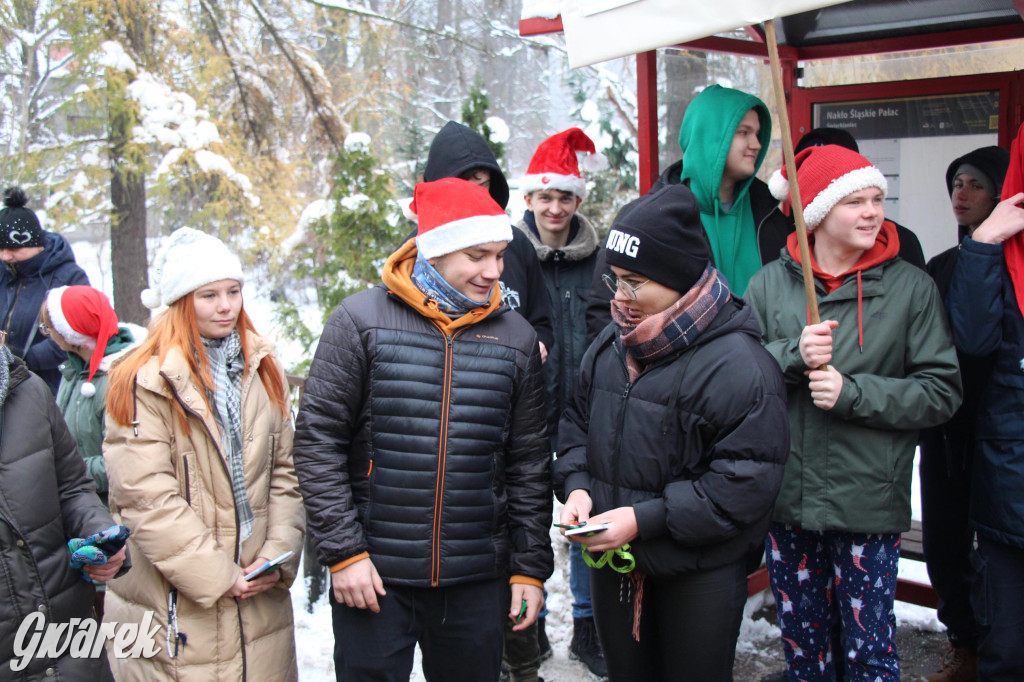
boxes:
[519,16,564,36]
[519,13,1024,194]
[637,52,658,195]
[790,72,1024,149]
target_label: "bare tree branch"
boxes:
[303,0,492,54]
[199,0,264,150]
[247,0,342,152]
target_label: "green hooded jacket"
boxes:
[679,84,772,295]
[746,249,962,533]
[56,325,137,503]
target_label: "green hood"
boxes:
[678,84,772,209]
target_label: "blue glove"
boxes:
[68,525,131,575]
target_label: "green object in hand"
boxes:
[581,543,636,573]
[515,598,528,623]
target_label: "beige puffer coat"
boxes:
[103,334,304,681]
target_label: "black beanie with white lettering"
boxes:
[604,184,709,294]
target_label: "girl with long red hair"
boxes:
[104,227,304,681]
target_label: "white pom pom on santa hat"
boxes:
[140,287,162,310]
[80,382,96,397]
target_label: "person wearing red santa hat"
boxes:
[294,177,552,682]
[40,285,140,508]
[746,144,962,682]
[509,127,607,681]
[39,285,140,620]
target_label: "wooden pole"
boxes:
[764,20,821,324]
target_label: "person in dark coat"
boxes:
[294,179,553,682]
[423,121,554,357]
[0,343,127,679]
[0,187,90,394]
[585,85,792,342]
[918,145,1008,682]
[946,124,1024,682]
[554,183,789,682]
[509,128,606,680]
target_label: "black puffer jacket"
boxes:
[0,355,119,680]
[554,298,789,576]
[518,212,601,448]
[294,246,553,587]
[585,161,791,342]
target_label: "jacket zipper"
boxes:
[182,457,192,505]
[159,371,250,677]
[2,273,22,332]
[428,323,462,586]
[611,380,632,508]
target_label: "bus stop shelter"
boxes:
[521,0,1024,603]
[522,0,1024,260]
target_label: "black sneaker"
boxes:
[538,617,552,662]
[569,617,608,678]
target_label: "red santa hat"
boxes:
[520,128,600,200]
[412,178,513,260]
[45,286,120,397]
[768,144,888,230]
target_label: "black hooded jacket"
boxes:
[554,297,789,576]
[919,146,1009,474]
[416,121,554,350]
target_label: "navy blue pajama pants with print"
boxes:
[766,523,901,681]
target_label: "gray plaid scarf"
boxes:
[202,329,253,546]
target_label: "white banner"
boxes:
[561,0,853,68]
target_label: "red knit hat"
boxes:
[412,178,513,260]
[45,286,120,397]
[768,144,888,230]
[520,128,600,200]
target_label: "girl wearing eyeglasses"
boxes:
[553,184,789,682]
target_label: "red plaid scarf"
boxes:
[611,264,730,383]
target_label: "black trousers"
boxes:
[920,435,979,647]
[974,537,1024,682]
[330,577,506,682]
[590,558,748,682]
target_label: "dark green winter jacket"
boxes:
[55,326,137,504]
[519,212,601,449]
[746,246,962,534]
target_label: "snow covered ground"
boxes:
[69,237,944,681]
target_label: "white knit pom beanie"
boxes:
[141,227,245,309]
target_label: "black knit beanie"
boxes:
[796,127,860,154]
[945,146,1010,197]
[604,184,709,294]
[0,187,44,249]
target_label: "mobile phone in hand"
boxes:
[244,551,294,582]
[564,522,610,537]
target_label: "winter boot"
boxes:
[537,617,552,661]
[918,644,978,682]
[569,617,608,678]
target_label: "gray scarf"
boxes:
[202,329,253,546]
[0,345,11,408]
